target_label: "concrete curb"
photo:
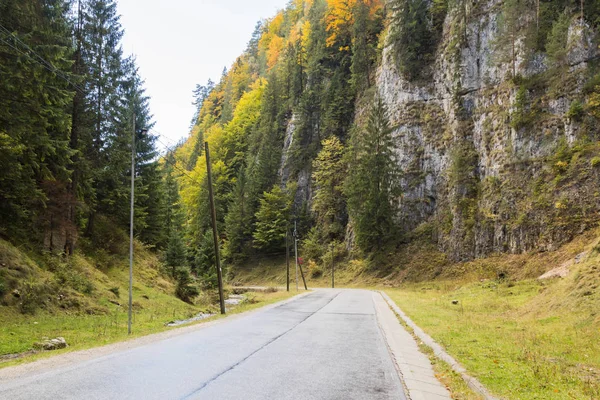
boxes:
[374,292,450,400]
[380,291,500,400]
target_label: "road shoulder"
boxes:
[373,291,452,400]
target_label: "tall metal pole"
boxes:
[294,222,298,291]
[285,229,290,292]
[128,113,135,335]
[205,142,226,314]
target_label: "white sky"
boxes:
[118,0,289,149]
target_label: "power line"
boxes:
[151,132,200,185]
[0,24,87,94]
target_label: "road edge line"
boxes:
[379,291,500,400]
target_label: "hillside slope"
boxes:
[0,221,203,360]
[174,0,600,277]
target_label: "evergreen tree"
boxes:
[388,0,434,81]
[163,153,187,276]
[79,0,126,236]
[253,185,293,252]
[191,79,215,128]
[351,0,372,91]
[546,10,572,69]
[312,137,347,240]
[494,0,530,79]
[345,97,400,253]
[224,170,252,261]
[0,0,75,244]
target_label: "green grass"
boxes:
[385,271,600,399]
[0,288,296,368]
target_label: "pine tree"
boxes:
[388,0,434,81]
[546,10,572,69]
[224,170,252,261]
[163,153,187,276]
[191,79,215,128]
[0,0,75,244]
[345,97,400,253]
[351,0,372,91]
[253,185,293,252]
[494,0,530,79]
[312,137,347,240]
[79,0,127,236]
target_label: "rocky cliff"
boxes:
[372,1,600,260]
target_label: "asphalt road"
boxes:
[0,290,407,400]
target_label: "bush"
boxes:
[108,286,120,298]
[175,267,199,304]
[567,100,585,122]
[307,260,323,278]
[19,279,57,314]
[301,227,324,262]
[347,259,368,275]
[0,276,6,298]
[591,157,600,168]
[321,241,347,269]
[53,263,94,295]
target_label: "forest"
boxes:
[2,0,600,303]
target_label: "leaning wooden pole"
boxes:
[294,224,307,291]
[205,142,226,314]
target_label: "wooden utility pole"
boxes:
[293,221,308,291]
[331,243,334,289]
[286,229,290,292]
[205,142,226,315]
[294,222,298,291]
[298,253,308,291]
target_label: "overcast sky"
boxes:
[118,0,289,150]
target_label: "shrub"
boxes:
[347,259,368,275]
[19,279,57,314]
[307,260,323,278]
[53,263,94,295]
[591,157,600,168]
[0,276,6,298]
[321,241,347,269]
[567,100,585,122]
[301,227,324,262]
[108,287,120,298]
[175,267,199,304]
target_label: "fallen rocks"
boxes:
[224,294,245,306]
[539,251,589,280]
[165,312,215,327]
[34,337,68,351]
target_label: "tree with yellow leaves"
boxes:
[325,0,382,49]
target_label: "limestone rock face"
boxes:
[279,2,600,261]
[372,3,600,260]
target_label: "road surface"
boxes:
[0,290,407,400]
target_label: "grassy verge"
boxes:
[385,269,600,399]
[0,289,296,369]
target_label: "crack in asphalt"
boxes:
[277,310,372,316]
[179,291,342,399]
